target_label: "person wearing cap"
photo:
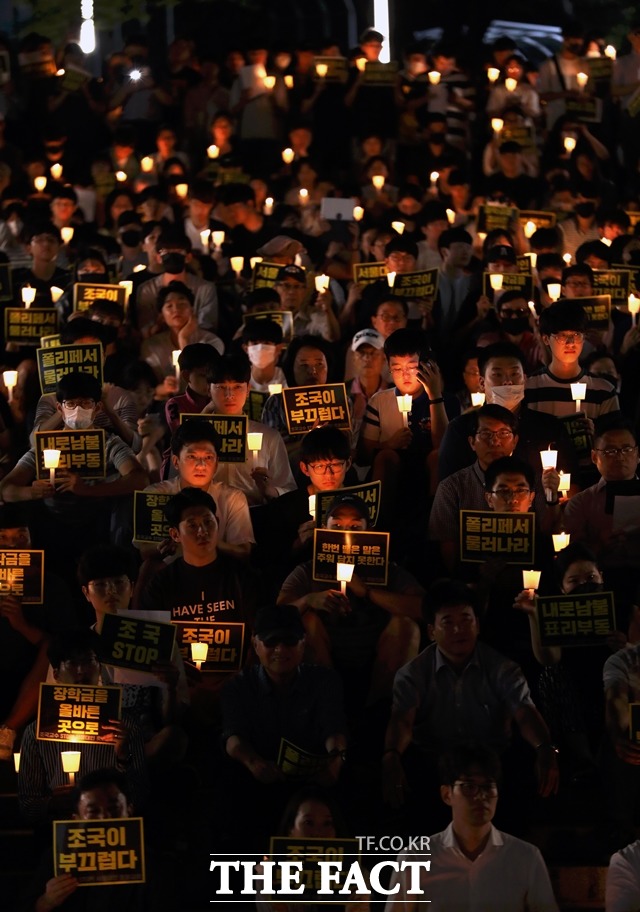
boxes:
[483,141,541,209]
[274,262,308,321]
[275,263,340,342]
[221,603,348,788]
[241,316,287,393]
[278,493,422,705]
[256,235,306,265]
[349,328,389,439]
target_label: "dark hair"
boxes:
[438,227,472,250]
[55,370,102,404]
[156,227,190,252]
[383,327,430,360]
[74,768,132,808]
[120,359,159,391]
[189,180,215,205]
[278,787,347,837]
[282,335,332,385]
[553,541,600,587]
[539,300,587,336]
[171,420,222,456]
[484,455,535,493]
[425,580,477,625]
[48,629,102,669]
[210,351,251,384]
[561,264,593,286]
[575,240,611,266]
[496,289,528,310]
[241,318,283,345]
[468,403,518,436]
[52,186,78,204]
[529,227,561,252]
[300,426,350,463]
[593,414,636,445]
[27,221,61,243]
[477,342,526,376]
[164,487,217,527]
[178,343,221,373]
[438,743,502,786]
[157,280,195,309]
[384,236,419,259]
[77,544,136,587]
[371,296,408,318]
[86,301,125,323]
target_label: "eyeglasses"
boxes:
[376,313,404,323]
[453,780,499,798]
[63,399,96,409]
[211,384,246,397]
[475,429,514,441]
[594,445,638,457]
[88,577,130,595]
[183,454,216,465]
[550,332,584,344]
[490,487,531,501]
[306,460,347,475]
[500,308,529,316]
[564,281,592,290]
[390,366,419,377]
[259,634,303,648]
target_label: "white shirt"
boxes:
[607,839,640,911]
[213,418,296,504]
[386,823,558,912]
[143,477,255,545]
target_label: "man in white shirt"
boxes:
[386,743,558,912]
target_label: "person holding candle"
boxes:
[10,223,70,314]
[537,21,587,130]
[240,317,287,393]
[486,54,541,123]
[164,342,222,434]
[278,492,423,707]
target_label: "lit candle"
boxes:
[487,67,500,83]
[628,294,640,325]
[571,381,587,413]
[505,77,517,92]
[356,58,367,73]
[604,45,617,60]
[552,532,571,553]
[386,271,396,288]
[471,392,485,407]
[298,188,309,205]
[491,117,504,133]
[34,176,47,192]
[119,280,133,299]
[397,394,412,427]
[212,230,225,249]
[268,383,282,395]
[190,641,208,671]
[353,205,364,221]
[115,170,127,182]
[3,370,17,402]
[21,286,36,308]
[540,445,558,470]
[282,147,295,165]
[547,283,561,302]
[43,448,61,486]
[428,70,441,85]
[315,274,330,293]
[263,75,276,90]
[250,256,263,270]
[172,349,181,380]
[522,569,541,598]
[558,471,571,494]
[61,750,81,786]
[430,171,439,193]
[524,220,536,239]
[133,263,146,272]
[477,232,487,245]
[230,255,244,277]
[50,286,64,303]
[13,752,19,773]
[263,197,274,216]
[50,163,63,180]
[576,72,588,90]
[446,208,455,225]
[528,301,537,320]
[140,155,154,172]
[391,220,405,235]
[175,183,189,200]
[525,252,537,269]
[207,145,220,160]
[336,561,355,596]
[489,273,503,291]
[564,136,577,153]
[308,494,316,519]
[60,226,74,245]
[563,253,572,265]
[284,75,294,89]
[315,62,328,78]
[200,228,211,250]
[601,237,612,247]
[372,174,385,191]
[247,431,263,466]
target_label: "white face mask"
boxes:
[247,343,276,369]
[487,383,525,411]
[63,406,94,430]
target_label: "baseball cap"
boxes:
[351,328,384,352]
[486,244,516,264]
[253,605,305,640]
[326,493,369,522]
[257,235,305,258]
[276,264,306,285]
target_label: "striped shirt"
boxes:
[361,387,433,452]
[525,368,619,420]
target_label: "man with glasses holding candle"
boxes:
[386,743,558,911]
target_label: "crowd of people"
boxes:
[2,12,640,910]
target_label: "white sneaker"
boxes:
[0,725,16,760]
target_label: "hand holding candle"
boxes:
[552,532,571,552]
[397,394,412,427]
[3,370,17,402]
[21,286,36,308]
[540,446,558,501]
[522,569,541,599]
[247,431,263,467]
[172,350,181,380]
[191,641,208,671]
[308,494,316,520]
[571,382,586,413]
[336,561,354,596]
[61,750,81,786]
[43,449,61,486]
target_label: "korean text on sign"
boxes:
[283,384,350,435]
[35,429,107,479]
[54,817,145,885]
[37,342,103,394]
[460,510,535,564]
[36,682,122,743]
[537,591,616,646]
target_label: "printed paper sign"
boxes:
[537,591,616,646]
[179,413,247,462]
[312,528,389,586]
[98,613,176,672]
[173,621,245,672]
[73,283,128,313]
[353,262,387,286]
[5,307,58,344]
[315,481,381,528]
[0,549,44,603]
[36,682,122,743]
[460,510,535,564]
[37,342,103,393]
[282,384,350,435]
[54,818,145,885]
[35,429,107,480]
[133,492,172,543]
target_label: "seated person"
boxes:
[278,493,423,706]
[477,289,545,374]
[203,352,296,505]
[164,342,221,435]
[386,743,558,912]
[1,371,148,561]
[348,328,389,444]
[141,420,254,561]
[18,631,148,825]
[241,317,287,393]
